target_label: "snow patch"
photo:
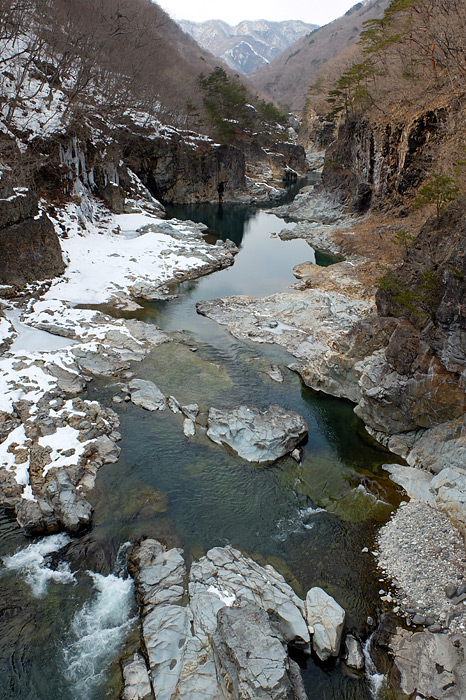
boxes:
[39,425,91,477]
[207,585,236,607]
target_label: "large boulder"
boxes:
[206,404,308,463]
[0,212,65,285]
[305,587,346,661]
[390,629,466,700]
[128,539,186,610]
[128,379,167,411]
[211,600,300,700]
[344,634,364,670]
[125,540,309,700]
[189,545,309,647]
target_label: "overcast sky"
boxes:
[158,0,362,27]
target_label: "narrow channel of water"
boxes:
[0,196,401,699]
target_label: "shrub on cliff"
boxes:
[414,172,460,223]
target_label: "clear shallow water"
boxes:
[0,198,401,700]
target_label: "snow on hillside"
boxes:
[178,18,318,75]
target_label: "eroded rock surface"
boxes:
[211,601,296,700]
[390,629,466,700]
[305,587,345,661]
[121,652,152,700]
[206,404,308,463]
[189,546,309,647]
[125,540,312,700]
[197,291,373,403]
[129,379,167,411]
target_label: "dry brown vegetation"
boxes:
[250,0,391,111]
[306,0,466,126]
[0,0,225,129]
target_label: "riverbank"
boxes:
[0,192,238,535]
[196,183,466,698]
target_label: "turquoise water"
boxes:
[0,199,401,700]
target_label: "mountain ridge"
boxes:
[249,0,391,110]
[178,18,318,76]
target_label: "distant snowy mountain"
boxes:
[178,19,319,75]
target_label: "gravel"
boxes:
[376,500,466,634]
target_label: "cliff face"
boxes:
[313,98,466,435]
[317,128,466,435]
[0,185,65,286]
[0,112,309,287]
[121,131,246,204]
[377,204,466,374]
[319,109,448,213]
[354,204,466,434]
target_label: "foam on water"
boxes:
[63,567,135,699]
[363,633,386,699]
[2,532,75,596]
[275,505,326,541]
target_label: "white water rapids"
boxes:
[363,633,387,699]
[62,545,136,699]
[2,532,75,595]
[2,534,135,698]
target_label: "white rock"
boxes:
[121,652,152,700]
[128,379,167,411]
[183,418,195,437]
[168,395,181,414]
[206,404,308,463]
[344,634,364,670]
[305,587,345,661]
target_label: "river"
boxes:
[0,196,401,699]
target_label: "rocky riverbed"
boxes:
[0,193,240,536]
[196,184,466,699]
[2,171,466,699]
[377,500,466,699]
[122,539,361,700]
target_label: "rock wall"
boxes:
[39,123,248,207]
[319,109,448,212]
[121,130,246,203]
[355,203,466,435]
[0,186,65,286]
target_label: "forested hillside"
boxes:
[250,0,391,110]
[305,0,466,211]
[0,0,228,130]
[0,0,306,218]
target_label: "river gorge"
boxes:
[0,189,408,699]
